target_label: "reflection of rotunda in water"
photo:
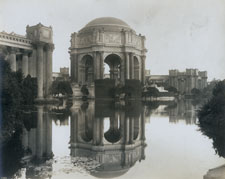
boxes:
[70,100,146,178]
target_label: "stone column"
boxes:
[76,54,80,83]
[22,50,29,77]
[93,52,97,80]
[70,54,75,82]
[28,51,33,77]
[100,51,104,79]
[141,55,146,84]
[129,53,134,79]
[120,58,125,83]
[125,53,129,79]
[9,48,17,71]
[46,44,54,97]
[37,43,44,99]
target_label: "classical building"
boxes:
[69,17,147,89]
[169,69,207,94]
[0,23,54,100]
[147,75,169,86]
[52,67,69,81]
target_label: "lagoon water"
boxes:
[2,99,225,179]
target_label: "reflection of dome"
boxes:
[91,168,130,178]
[85,17,130,28]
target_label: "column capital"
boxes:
[21,49,31,56]
[36,42,45,49]
[9,47,18,54]
[46,43,55,51]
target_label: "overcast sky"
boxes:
[1,0,225,80]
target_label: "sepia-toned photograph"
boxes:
[0,0,225,178]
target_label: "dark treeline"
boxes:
[198,80,225,157]
[0,59,37,141]
[0,59,37,177]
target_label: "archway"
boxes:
[104,117,121,143]
[134,56,140,80]
[81,55,94,84]
[104,54,121,80]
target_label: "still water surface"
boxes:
[4,99,225,179]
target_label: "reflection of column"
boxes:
[129,118,134,144]
[46,112,52,156]
[141,111,146,140]
[141,55,146,84]
[37,43,44,99]
[9,48,16,71]
[46,44,54,97]
[96,118,100,145]
[71,107,79,146]
[100,118,104,146]
[36,106,43,158]
[22,128,29,149]
[120,112,125,143]
[125,53,129,79]
[92,118,97,145]
[22,51,29,77]
[125,117,129,144]
[29,128,36,155]
[129,53,134,79]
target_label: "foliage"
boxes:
[198,80,225,157]
[165,86,178,93]
[51,80,73,96]
[22,75,37,104]
[0,129,24,178]
[81,85,89,96]
[142,87,159,98]
[0,59,37,141]
[191,88,201,96]
[201,79,220,98]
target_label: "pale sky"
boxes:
[0,0,225,80]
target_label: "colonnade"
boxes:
[22,106,52,160]
[3,43,54,99]
[70,51,146,84]
[70,101,146,146]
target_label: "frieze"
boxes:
[77,35,93,46]
[104,32,121,44]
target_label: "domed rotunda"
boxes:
[69,17,147,86]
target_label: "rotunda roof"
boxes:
[85,17,131,28]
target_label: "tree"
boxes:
[198,80,225,157]
[81,85,89,96]
[165,86,177,93]
[146,87,159,98]
[51,80,73,96]
[191,88,201,96]
[22,75,37,104]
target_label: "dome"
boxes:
[85,17,131,28]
